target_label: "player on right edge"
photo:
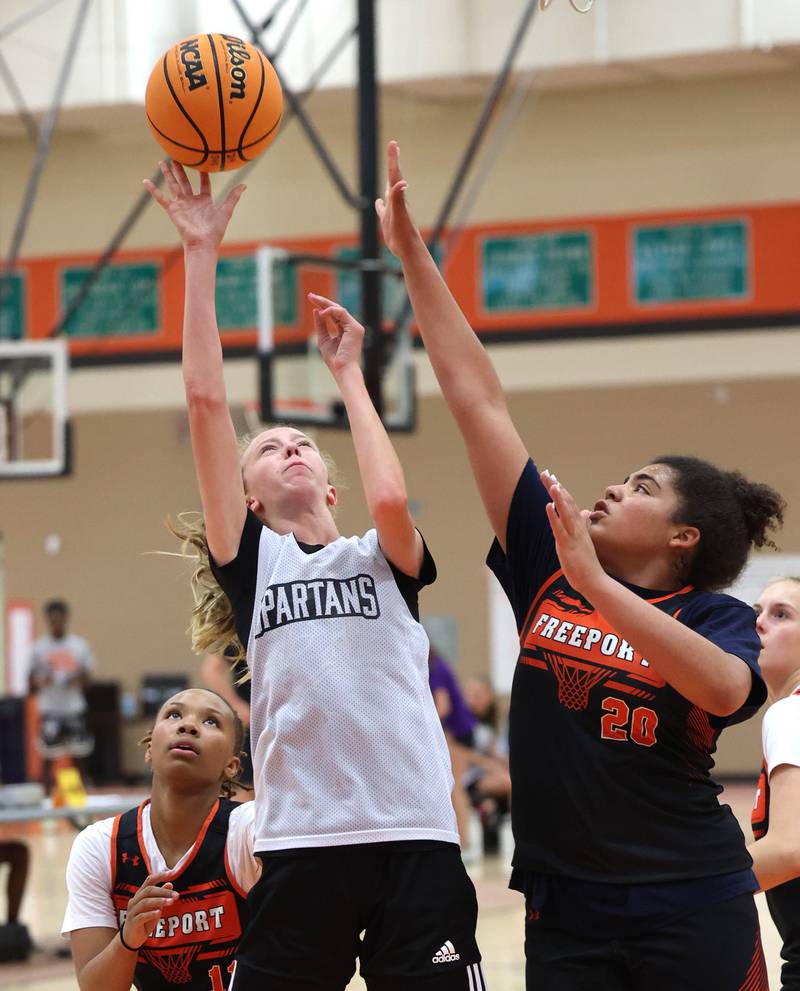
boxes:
[378,139,784,991]
[751,577,800,991]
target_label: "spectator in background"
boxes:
[428,650,476,849]
[28,600,95,793]
[463,676,512,853]
[201,649,254,799]
[0,840,32,961]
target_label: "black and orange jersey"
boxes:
[110,799,249,991]
[488,459,766,885]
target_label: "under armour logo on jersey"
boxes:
[254,574,380,636]
[432,940,460,963]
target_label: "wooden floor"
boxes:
[0,783,783,990]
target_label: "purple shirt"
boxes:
[428,653,476,741]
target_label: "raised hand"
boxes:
[375,140,418,258]
[143,161,245,251]
[540,470,606,598]
[120,872,179,951]
[308,293,365,378]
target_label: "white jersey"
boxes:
[61,801,259,934]
[244,525,458,851]
[762,692,800,776]
[29,633,94,717]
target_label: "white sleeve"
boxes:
[763,695,800,777]
[77,636,96,673]
[226,802,261,893]
[61,818,117,934]
[29,640,46,675]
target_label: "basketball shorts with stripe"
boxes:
[230,842,485,991]
[524,890,768,991]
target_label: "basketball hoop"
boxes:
[143,944,200,985]
[539,0,595,12]
[545,652,610,711]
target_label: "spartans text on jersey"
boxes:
[254,574,380,636]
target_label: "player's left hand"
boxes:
[143,160,245,252]
[375,140,417,259]
[541,470,606,597]
[308,293,365,377]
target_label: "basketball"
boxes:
[144,33,283,173]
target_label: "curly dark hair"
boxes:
[653,455,786,592]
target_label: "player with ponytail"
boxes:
[143,161,484,991]
[377,139,784,991]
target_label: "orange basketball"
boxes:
[145,33,283,173]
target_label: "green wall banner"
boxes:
[217,254,298,331]
[0,272,24,340]
[61,262,160,337]
[633,219,749,305]
[481,231,593,313]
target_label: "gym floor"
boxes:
[0,782,783,990]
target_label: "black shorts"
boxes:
[524,890,767,991]
[38,714,93,759]
[231,842,485,991]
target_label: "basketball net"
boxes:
[539,0,595,12]
[143,944,200,985]
[544,652,610,711]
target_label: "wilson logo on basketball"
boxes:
[179,38,207,92]
[146,33,283,172]
[223,35,251,100]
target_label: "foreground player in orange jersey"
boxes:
[63,688,256,991]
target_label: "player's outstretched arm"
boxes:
[377,141,528,547]
[309,293,423,578]
[144,162,247,565]
[748,764,800,890]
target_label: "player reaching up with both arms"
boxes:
[144,160,485,991]
[377,140,784,991]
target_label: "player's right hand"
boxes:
[143,160,245,252]
[120,871,179,951]
[308,294,365,378]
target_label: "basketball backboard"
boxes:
[254,246,416,432]
[0,339,69,478]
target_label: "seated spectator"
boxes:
[428,651,476,849]
[463,676,512,854]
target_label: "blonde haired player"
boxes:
[751,577,800,990]
[62,688,257,991]
[143,160,485,991]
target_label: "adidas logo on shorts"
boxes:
[432,940,460,963]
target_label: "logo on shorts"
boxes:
[432,940,460,963]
